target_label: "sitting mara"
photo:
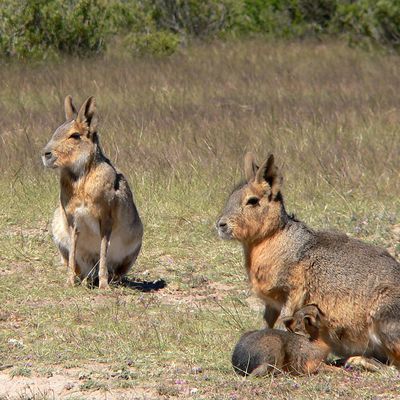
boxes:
[42,96,143,289]
[232,305,331,376]
[217,152,400,367]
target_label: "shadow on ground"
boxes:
[86,276,167,292]
[119,277,167,292]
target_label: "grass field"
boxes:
[1,39,400,399]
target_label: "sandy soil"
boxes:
[0,371,158,399]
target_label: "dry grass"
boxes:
[0,38,400,399]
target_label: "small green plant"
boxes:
[111,366,137,381]
[79,378,107,391]
[10,366,32,378]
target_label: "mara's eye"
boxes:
[246,196,260,206]
[69,133,81,140]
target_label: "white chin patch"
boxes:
[218,229,233,240]
[70,153,89,175]
[42,156,57,169]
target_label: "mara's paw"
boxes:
[345,356,383,372]
[99,278,110,290]
[66,275,76,287]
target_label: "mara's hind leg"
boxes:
[251,349,285,377]
[52,206,81,284]
[241,351,285,378]
[59,248,69,270]
[251,362,282,377]
[112,244,142,282]
[371,302,400,369]
[345,356,384,372]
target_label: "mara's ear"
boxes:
[64,95,77,120]
[76,96,98,134]
[255,154,282,197]
[281,316,295,332]
[244,152,259,182]
[304,314,318,328]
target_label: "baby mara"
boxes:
[232,305,332,376]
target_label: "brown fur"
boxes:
[42,96,143,289]
[232,305,331,376]
[218,152,400,367]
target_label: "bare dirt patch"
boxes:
[154,280,239,307]
[0,370,158,400]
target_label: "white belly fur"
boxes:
[75,205,100,237]
[52,206,140,277]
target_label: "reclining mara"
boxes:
[232,304,332,376]
[42,96,143,289]
[217,152,400,367]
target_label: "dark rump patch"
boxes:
[114,173,123,191]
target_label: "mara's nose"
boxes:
[217,218,228,230]
[42,147,52,159]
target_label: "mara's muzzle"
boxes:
[41,148,57,169]
[216,217,233,239]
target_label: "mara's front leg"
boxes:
[262,287,299,328]
[275,283,307,327]
[263,297,284,328]
[99,221,111,290]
